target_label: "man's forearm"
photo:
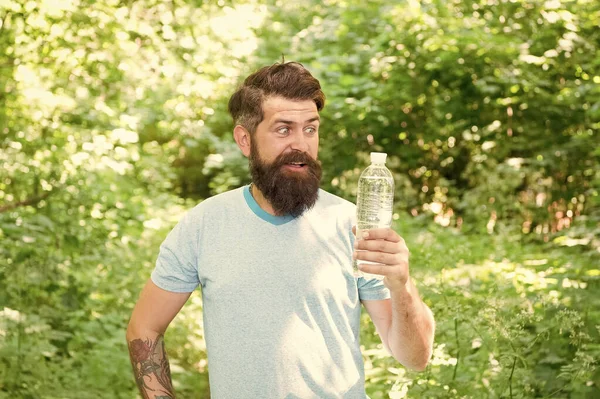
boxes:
[127,330,176,399]
[386,278,435,370]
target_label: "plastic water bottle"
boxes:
[354,152,395,278]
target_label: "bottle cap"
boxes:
[370,152,387,164]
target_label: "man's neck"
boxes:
[250,183,279,216]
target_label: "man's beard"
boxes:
[249,141,322,217]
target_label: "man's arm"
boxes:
[353,227,435,371]
[362,280,435,370]
[126,279,193,398]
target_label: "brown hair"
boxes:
[228,62,325,134]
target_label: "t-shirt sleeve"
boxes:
[151,212,200,293]
[357,275,391,301]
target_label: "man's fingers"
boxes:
[354,249,401,265]
[354,238,402,254]
[360,227,403,243]
[358,262,409,287]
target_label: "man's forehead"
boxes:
[263,97,318,121]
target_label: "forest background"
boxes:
[1,0,599,398]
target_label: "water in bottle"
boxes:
[354,152,395,278]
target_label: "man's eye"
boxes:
[305,127,317,134]
[277,127,290,135]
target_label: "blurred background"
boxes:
[0,0,599,397]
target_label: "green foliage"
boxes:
[359,219,600,398]
[1,0,598,398]
[247,0,600,237]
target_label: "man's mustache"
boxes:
[272,151,321,168]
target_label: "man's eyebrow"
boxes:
[272,116,320,125]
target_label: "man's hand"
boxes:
[352,226,410,291]
[352,226,435,370]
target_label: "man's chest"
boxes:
[199,235,354,302]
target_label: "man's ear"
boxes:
[233,125,252,158]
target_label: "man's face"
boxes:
[249,96,322,217]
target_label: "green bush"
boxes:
[1,0,598,397]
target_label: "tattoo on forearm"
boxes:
[128,334,175,399]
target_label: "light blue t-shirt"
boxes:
[152,185,390,398]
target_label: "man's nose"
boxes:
[289,130,310,152]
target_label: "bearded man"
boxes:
[126,62,435,398]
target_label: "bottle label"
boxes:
[357,191,393,228]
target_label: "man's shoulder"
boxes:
[202,186,245,206]
[317,189,355,209]
[313,189,356,222]
[185,186,245,220]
